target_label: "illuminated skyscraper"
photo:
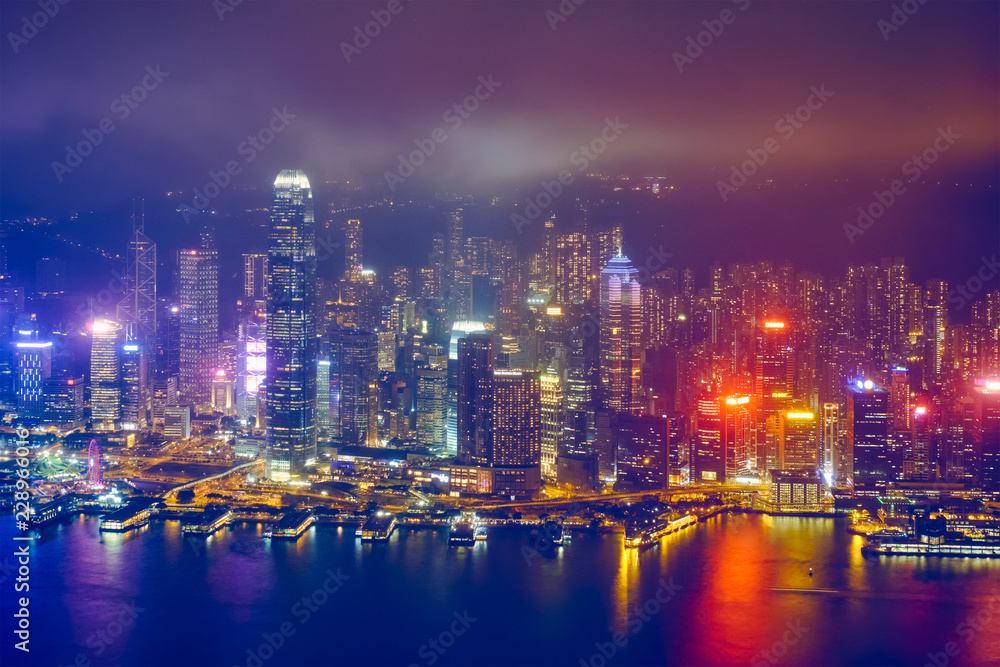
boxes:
[266,170,317,481]
[43,375,84,427]
[924,280,947,387]
[600,252,643,415]
[555,232,591,306]
[417,363,448,454]
[540,370,563,478]
[974,382,1000,497]
[755,320,794,470]
[178,236,219,409]
[822,402,842,481]
[243,253,268,303]
[90,320,122,432]
[779,409,819,472]
[329,328,378,446]
[316,356,331,432]
[693,392,724,482]
[724,395,753,480]
[344,218,363,275]
[616,414,669,489]
[492,370,541,467]
[117,221,157,346]
[14,336,52,420]
[457,334,494,465]
[236,311,266,422]
[121,341,148,430]
[848,381,889,497]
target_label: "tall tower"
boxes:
[755,319,794,471]
[344,219,363,276]
[90,320,122,432]
[417,361,448,455]
[848,380,889,498]
[600,252,643,415]
[492,370,541,467]
[924,280,947,387]
[555,232,591,306]
[457,334,494,465]
[266,170,318,481]
[178,235,219,409]
[117,213,157,346]
[329,328,378,446]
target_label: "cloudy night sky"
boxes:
[1,0,997,287]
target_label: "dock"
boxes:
[265,509,316,539]
[182,508,233,536]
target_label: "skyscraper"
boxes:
[848,381,889,497]
[90,319,122,432]
[540,370,563,478]
[121,341,148,430]
[492,370,541,467]
[755,320,794,470]
[457,334,494,465]
[600,252,643,415]
[178,237,219,409]
[344,219,362,275]
[555,232,591,306]
[266,170,317,481]
[779,409,819,473]
[329,328,378,446]
[117,222,157,345]
[417,363,448,454]
[13,337,52,419]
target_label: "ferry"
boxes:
[265,509,316,540]
[449,511,479,546]
[360,512,396,541]
[624,513,697,549]
[539,517,565,547]
[182,508,233,536]
[99,504,152,532]
[863,535,1000,558]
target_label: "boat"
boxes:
[450,511,479,546]
[360,512,396,541]
[539,517,564,547]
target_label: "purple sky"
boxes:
[0,0,997,286]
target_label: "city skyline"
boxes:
[1,2,998,667]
